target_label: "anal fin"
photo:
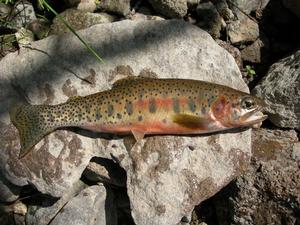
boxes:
[131,130,145,142]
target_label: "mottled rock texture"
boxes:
[231,128,300,225]
[83,157,127,187]
[26,181,87,225]
[0,20,250,225]
[196,2,223,39]
[191,128,300,225]
[0,173,21,202]
[253,50,300,130]
[50,8,117,35]
[149,0,188,18]
[228,12,259,44]
[97,0,131,16]
[49,184,117,225]
[228,0,270,15]
[10,1,37,29]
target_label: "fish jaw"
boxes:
[237,106,268,128]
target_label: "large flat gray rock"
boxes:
[0,20,250,225]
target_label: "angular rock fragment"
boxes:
[253,50,300,129]
[149,0,187,18]
[49,184,117,225]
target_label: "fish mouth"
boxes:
[240,106,268,128]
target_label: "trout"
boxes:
[10,77,267,158]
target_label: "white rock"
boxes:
[11,1,37,29]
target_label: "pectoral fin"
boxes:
[172,114,209,129]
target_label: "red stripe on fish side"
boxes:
[84,120,203,135]
[135,99,148,109]
[179,98,188,107]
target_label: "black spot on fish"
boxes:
[188,99,196,112]
[107,105,114,117]
[149,98,156,113]
[138,115,143,121]
[117,113,122,119]
[95,112,101,120]
[173,98,180,113]
[125,101,133,115]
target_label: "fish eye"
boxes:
[241,97,256,109]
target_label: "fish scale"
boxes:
[10,77,267,158]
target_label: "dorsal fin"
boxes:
[112,76,149,88]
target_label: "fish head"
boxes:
[211,94,268,129]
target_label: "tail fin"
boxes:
[9,103,56,158]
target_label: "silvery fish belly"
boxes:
[10,77,267,158]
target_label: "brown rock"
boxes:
[241,37,269,63]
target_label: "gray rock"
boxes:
[193,128,300,225]
[149,0,188,18]
[187,0,201,7]
[0,19,250,225]
[50,9,117,35]
[97,0,131,16]
[0,34,17,59]
[0,172,21,202]
[215,0,234,21]
[49,184,117,225]
[77,0,97,12]
[228,0,270,15]
[217,40,242,69]
[232,128,300,225]
[228,12,259,44]
[27,19,51,40]
[283,0,300,18]
[241,37,269,63]
[292,142,300,161]
[129,12,165,21]
[253,50,300,129]
[10,1,37,29]
[26,181,87,225]
[196,2,224,39]
[83,158,127,187]
[0,2,11,19]
[0,201,27,215]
